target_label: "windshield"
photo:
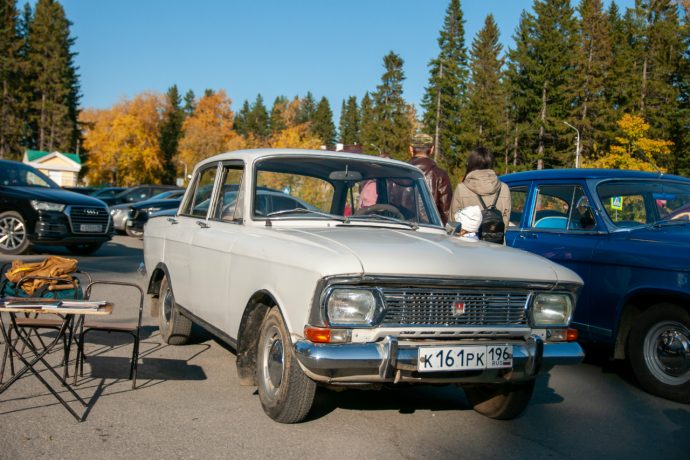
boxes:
[254,156,442,227]
[0,162,57,188]
[597,179,690,228]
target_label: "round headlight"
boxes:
[326,289,379,326]
[531,293,573,327]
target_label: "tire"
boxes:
[628,303,690,403]
[0,210,31,255]
[464,380,535,420]
[125,226,143,238]
[257,308,316,423]
[67,242,103,255]
[158,275,192,345]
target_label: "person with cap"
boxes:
[454,205,482,241]
[408,132,452,224]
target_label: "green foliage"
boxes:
[296,91,315,125]
[339,96,359,145]
[311,96,335,145]
[421,0,468,166]
[159,85,185,184]
[269,95,287,135]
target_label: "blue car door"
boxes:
[507,181,601,339]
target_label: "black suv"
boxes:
[0,159,112,255]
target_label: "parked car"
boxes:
[101,184,181,206]
[125,192,186,237]
[501,168,690,403]
[143,149,584,423]
[90,186,128,199]
[62,186,98,195]
[0,159,112,255]
[110,189,184,234]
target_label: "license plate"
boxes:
[80,224,102,232]
[417,345,513,372]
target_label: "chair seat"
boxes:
[82,321,137,333]
[15,317,64,329]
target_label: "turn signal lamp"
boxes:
[304,327,350,343]
[566,328,578,342]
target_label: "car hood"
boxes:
[280,226,582,285]
[5,186,107,207]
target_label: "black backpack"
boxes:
[476,190,505,244]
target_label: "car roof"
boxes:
[501,168,690,183]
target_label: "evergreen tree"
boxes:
[464,14,506,160]
[159,85,185,184]
[359,92,377,154]
[311,96,335,145]
[421,0,468,166]
[247,93,269,140]
[234,99,250,136]
[26,0,80,153]
[0,0,25,159]
[371,51,413,160]
[571,0,614,160]
[339,96,360,145]
[269,95,287,135]
[672,1,690,175]
[183,89,196,116]
[296,91,316,124]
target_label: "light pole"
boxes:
[563,121,581,168]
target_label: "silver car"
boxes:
[110,190,184,233]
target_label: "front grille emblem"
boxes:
[452,301,466,316]
[85,209,99,215]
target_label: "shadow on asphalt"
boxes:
[87,355,207,381]
[580,342,639,389]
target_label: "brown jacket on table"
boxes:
[409,156,453,224]
[450,169,511,229]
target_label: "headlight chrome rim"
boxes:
[530,292,574,328]
[324,287,383,327]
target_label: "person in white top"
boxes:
[455,205,482,241]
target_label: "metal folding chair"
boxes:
[74,281,144,389]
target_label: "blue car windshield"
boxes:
[597,180,690,228]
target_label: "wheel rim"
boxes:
[0,215,26,251]
[162,284,173,324]
[261,325,284,398]
[643,320,690,385]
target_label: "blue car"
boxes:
[501,168,690,403]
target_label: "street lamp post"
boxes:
[563,121,581,168]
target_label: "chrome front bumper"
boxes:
[294,335,584,384]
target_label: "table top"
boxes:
[0,298,113,315]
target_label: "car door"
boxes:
[507,181,601,338]
[187,161,245,331]
[163,164,219,309]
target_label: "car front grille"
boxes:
[380,287,529,327]
[68,206,110,234]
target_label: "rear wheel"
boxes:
[257,308,316,423]
[125,226,143,238]
[464,380,535,420]
[67,242,103,255]
[629,303,690,403]
[158,275,192,345]
[0,211,31,255]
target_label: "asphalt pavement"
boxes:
[0,236,688,459]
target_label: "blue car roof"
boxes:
[500,168,690,183]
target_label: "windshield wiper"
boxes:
[345,214,419,230]
[265,207,346,222]
[651,219,690,228]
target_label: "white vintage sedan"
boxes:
[143,149,584,423]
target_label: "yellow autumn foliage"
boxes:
[584,114,672,172]
[81,93,165,185]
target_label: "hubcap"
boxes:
[163,286,173,323]
[262,325,284,397]
[0,216,26,251]
[644,321,690,385]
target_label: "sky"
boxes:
[60,0,635,121]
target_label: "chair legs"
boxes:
[75,329,140,389]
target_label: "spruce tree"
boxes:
[234,99,250,136]
[421,0,468,166]
[672,1,690,175]
[311,96,335,146]
[183,89,196,116]
[0,0,25,159]
[359,92,377,154]
[269,95,287,135]
[296,91,315,124]
[371,51,413,160]
[159,85,185,184]
[248,94,269,140]
[26,0,80,153]
[464,14,506,160]
[339,96,360,145]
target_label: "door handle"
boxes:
[166,217,178,225]
[196,220,209,229]
[518,232,537,239]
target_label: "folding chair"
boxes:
[0,271,90,382]
[74,281,144,389]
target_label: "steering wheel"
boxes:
[354,204,404,220]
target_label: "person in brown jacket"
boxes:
[408,134,452,224]
[450,147,511,231]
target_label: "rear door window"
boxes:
[530,185,596,231]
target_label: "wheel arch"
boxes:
[614,287,690,359]
[146,262,171,317]
[235,290,279,386]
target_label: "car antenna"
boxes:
[635,148,664,177]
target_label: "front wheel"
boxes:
[629,303,690,403]
[0,211,31,255]
[158,275,192,345]
[257,308,316,423]
[464,380,535,420]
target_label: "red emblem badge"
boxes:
[453,301,466,316]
